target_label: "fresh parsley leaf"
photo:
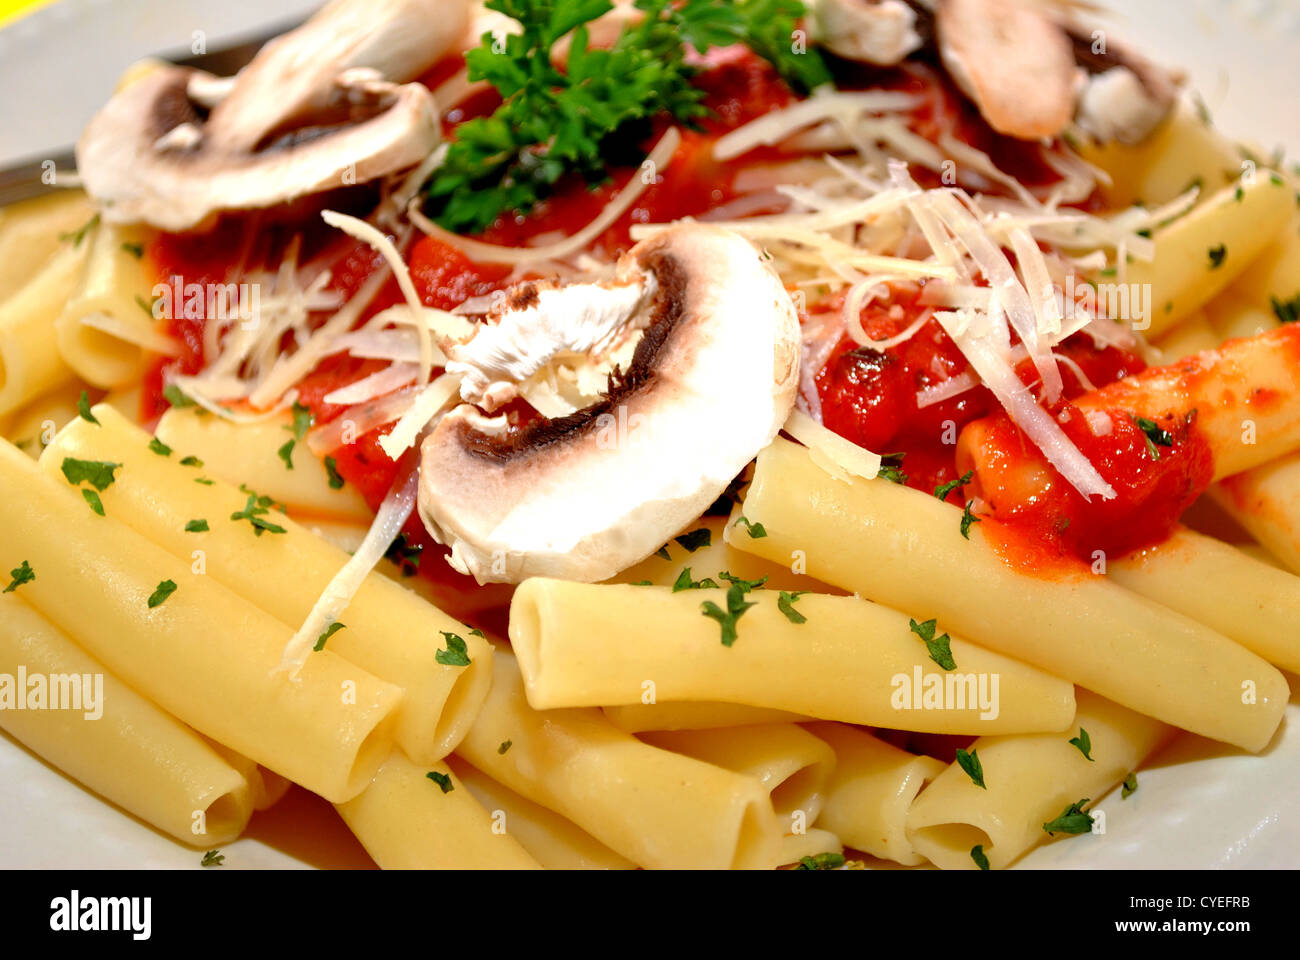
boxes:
[960,500,981,540]
[134,294,156,316]
[498,740,513,755]
[60,457,121,491]
[179,455,203,468]
[795,851,845,870]
[777,590,808,624]
[1069,727,1095,761]
[147,579,177,608]
[1134,416,1173,461]
[1121,772,1138,799]
[934,471,973,502]
[1271,292,1300,325]
[276,439,295,470]
[194,476,214,485]
[162,384,196,409]
[59,213,99,247]
[148,437,172,456]
[82,489,105,516]
[701,582,758,646]
[672,567,719,592]
[385,532,424,576]
[200,849,224,867]
[734,515,767,539]
[77,391,99,425]
[426,770,454,793]
[436,631,472,666]
[185,519,209,533]
[1208,243,1227,269]
[717,571,768,591]
[970,845,991,871]
[120,241,144,259]
[230,486,287,536]
[674,528,712,552]
[1042,798,1094,836]
[278,402,314,469]
[909,618,957,670]
[955,747,986,789]
[877,451,907,484]
[324,455,345,489]
[314,622,346,652]
[3,560,35,593]
[469,627,486,638]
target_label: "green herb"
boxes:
[631,579,653,586]
[147,579,177,608]
[314,622,346,651]
[194,476,214,485]
[134,294,156,317]
[777,590,808,624]
[77,391,99,425]
[654,545,672,561]
[185,519,209,533]
[674,528,712,552]
[120,241,144,259]
[733,516,767,539]
[795,851,845,870]
[960,500,981,539]
[1192,94,1211,125]
[230,486,287,536]
[324,455,345,489]
[909,618,957,671]
[1121,772,1138,799]
[1135,227,1152,238]
[59,213,99,247]
[1234,185,1245,202]
[955,747,986,789]
[1208,243,1227,269]
[426,770,454,793]
[701,579,760,647]
[148,437,172,457]
[1271,292,1300,325]
[718,571,767,591]
[435,631,472,666]
[200,849,224,867]
[179,455,203,468]
[3,560,35,593]
[934,471,973,502]
[469,627,486,638]
[424,0,829,233]
[1042,798,1094,836]
[60,457,120,491]
[672,567,719,592]
[162,384,196,409]
[276,439,295,470]
[385,532,424,576]
[970,845,991,871]
[82,489,105,516]
[877,451,907,484]
[1270,171,1284,187]
[498,740,513,755]
[1134,416,1173,461]
[1068,727,1095,762]
[277,402,314,470]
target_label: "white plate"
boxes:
[1,0,1297,869]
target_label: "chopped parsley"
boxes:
[426,770,454,793]
[276,402,314,470]
[3,560,35,593]
[959,500,981,540]
[777,590,808,624]
[184,519,209,533]
[231,485,287,536]
[1134,416,1173,461]
[955,747,986,789]
[81,490,105,516]
[876,451,907,484]
[674,528,712,552]
[385,532,424,577]
[200,849,224,867]
[933,470,973,502]
[498,740,513,755]
[162,384,196,409]
[1208,243,1227,269]
[276,440,295,470]
[970,845,991,871]
[148,437,172,457]
[733,515,767,539]
[76,391,99,425]
[1042,798,1095,836]
[1068,727,1095,762]
[435,631,472,667]
[672,567,719,592]
[60,457,120,491]
[654,545,672,561]
[324,455,345,489]
[795,851,845,870]
[1121,772,1139,799]
[1270,292,1300,325]
[59,213,99,247]
[194,476,214,485]
[179,455,203,468]
[120,241,144,259]
[314,622,346,651]
[909,618,957,671]
[701,578,761,647]
[134,294,156,317]
[147,579,177,608]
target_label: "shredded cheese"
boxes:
[782,408,883,484]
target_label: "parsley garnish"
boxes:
[194,476,214,485]
[230,486,287,536]
[385,532,424,576]
[314,622,346,652]
[672,567,719,592]
[1068,727,1095,762]
[498,740,513,755]
[909,618,957,670]
[1121,772,1138,799]
[179,455,203,467]
[1271,292,1300,325]
[435,631,472,666]
[674,528,712,552]
[959,500,981,540]
[82,490,105,516]
[934,471,973,502]
[277,402,314,470]
[162,384,196,409]
[654,545,672,561]
[970,845,991,871]
[134,294,156,317]
[77,391,99,425]
[4,560,35,593]
[185,519,209,533]
[200,849,224,867]
[147,579,177,608]
[1042,798,1094,836]
[701,580,760,647]
[59,213,99,247]
[148,437,172,457]
[955,747,986,789]
[1208,243,1227,269]
[733,515,768,539]
[60,457,120,491]
[777,590,808,624]
[427,770,455,793]
[877,451,907,484]
[324,455,345,489]
[424,0,828,233]
[120,241,144,259]
[1134,416,1173,461]
[795,851,845,870]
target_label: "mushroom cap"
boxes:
[935,0,1076,140]
[417,224,801,584]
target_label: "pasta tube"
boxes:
[1211,452,1300,574]
[41,404,492,763]
[0,591,253,846]
[603,701,809,733]
[0,241,87,416]
[0,438,401,802]
[732,438,1288,752]
[803,721,946,866]
[457,649,783,870]
[0,190,94,303]
[778,828,843,868]
[904,690,1172,870]
[2,381,90,458]
[336,753,540,870]
[511,579,1076,735]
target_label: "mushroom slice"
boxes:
[810,0,925,66]
[417,224,801,584]
[934,0,1076,140]
[1068,32,1182,144]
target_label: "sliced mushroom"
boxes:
[934,0,1077,140]
[417,224,801,584]
[810,0,925,66]
[77,0,471,230]
[1068,32,1182,144]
